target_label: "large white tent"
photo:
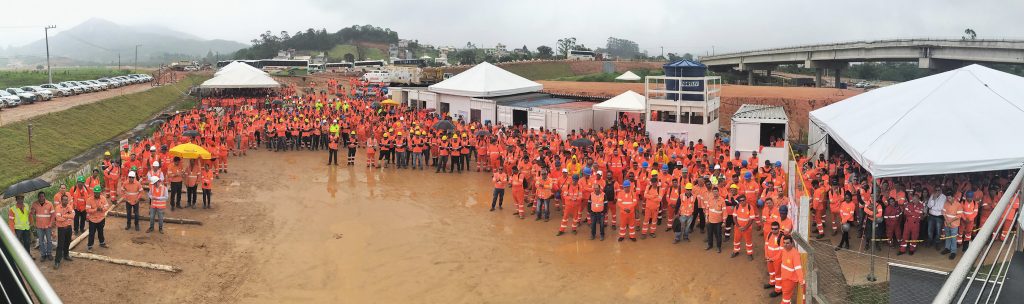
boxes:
[428,62,542,97]
[201,62,280,89]
[809,64,1024,178]
[593,90,646,112]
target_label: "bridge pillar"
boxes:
[834,68,842,88]
[815,68,824,87]
[748,70,755,86]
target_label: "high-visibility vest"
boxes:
[590,193,605,212]
[10,205,30,230]
[151,186,168,209]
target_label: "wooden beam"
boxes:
[108,211,202,225]
[69,252,180,273]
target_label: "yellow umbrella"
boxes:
[381,99,400,106]
[168,143,212,160]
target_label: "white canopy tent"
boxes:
[200,65,280,89]
[615,71,641,81]
[809,64,1024,178]
[593,90,646,112]
[428,62,542,97]
[214,61,265,76]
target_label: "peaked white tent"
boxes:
[200,64,280,89]
[809,64,1024,177]
[428,62,542,97]
[615,71,641,81]
[594,90,646,112]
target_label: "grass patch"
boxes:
[358,46,387,61]
[327,44,359,61]
[0,75,207,190]
[502,62,575,80]
[0,68,137,88]
[552,69,664,82]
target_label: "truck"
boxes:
[381,66,452,86]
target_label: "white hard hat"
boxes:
[150,146,157,151]
[596,171,603,175]
[562,168,568,173]
[714,164,721,170]
[149,176,160,185]
[128,171,137,178]
[153,161,160,167]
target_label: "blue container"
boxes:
[663,60,706,101]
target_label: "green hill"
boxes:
[327,44,359,61]
[501,62,574,80]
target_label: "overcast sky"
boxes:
[3,0,1021,56]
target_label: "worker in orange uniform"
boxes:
[327,131,339,165]
[535,169,554,221]
[201,165,214,209]
[121,171,143,231]
[509,168,527,219]
[771,235,804,303]
[589,182,607,240]
[557,175,584,236]
[732,196,756,260]
[883,197,903,248]
[32,191,55,261]
[899,191,925,255]
[665,178,681,233]
[674,182,697,243]
[959,192,979,251]
[167,157,184,210]
[347,131,358,166]
[185,160,200,209]
[835,192,856,250]
[103,162,120,200]
[764,221,784,293]
[54,195,75,268]
[705,187,725,253]
[85,186,110,252]
[811,180,827,238]
[490,167,507,211]
[641,172,663,238]
[941,194,964,260]
[148,176,168,233]
[617,180,638,242]
[71,176,89,235]
[828,181,844,235]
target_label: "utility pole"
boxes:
[134,44,142,73]
[45,25,56,84]
[118,53,121,71]
[660,46,664,59]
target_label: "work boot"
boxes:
[87,246,93,252]
[54,262,60,269]
[590,235,595,240]
[556,231,564,236]
[489,208,495,212]
[135,226,139,231]
[630,238,636,242]
[769,291,781,298]
[717,248,722,253]
[146,227,153,233]
[600,235,605,241]
[64,255,72,262]
[665,227,672,232]
[749,255,754,261]
[763,284,774,289]
[940,249,951,255]
[159,229,164,234]
[684,236,690,242]
[618,237,625,242]
[650,233,656,238]
[949,253,956,260]
[673,239,680,244]
[125,226,130,230]
[99,243,108,249]
[731,252,739,258]
[705,245,713,251]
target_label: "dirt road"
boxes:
[42,150,770,303]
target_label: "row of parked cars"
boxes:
[1,74,154,108]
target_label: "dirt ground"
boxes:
[41,150,773,304]
[0,73,190,126]
[538,81,862,140]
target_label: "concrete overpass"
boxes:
[699,39,1024,87]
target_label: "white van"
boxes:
[362,70,391,83]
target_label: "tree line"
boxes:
[233,25,399,60]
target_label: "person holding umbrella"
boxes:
[32,191,55,261]
[7,195,32,256]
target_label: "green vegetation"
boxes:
[552,69,664,82]
[502,62,575,80]
[235,25,399,60]
[358,46,387,61]
[848,284,888,304]
[0,68,134,88]
[0,75,207,190]
[327,44,359,61]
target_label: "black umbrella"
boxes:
[370,102,381,109]
[474,130,490,136]
[4,178,51,199]
[272,100,285,106]
[183,130,200,137]
[433,120,455,131]
[570,138,594,148]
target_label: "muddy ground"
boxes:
[41,150,771,304]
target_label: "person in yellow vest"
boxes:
[148,176,168,234]
[8,195,32,256]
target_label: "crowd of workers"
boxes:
[13,76,1019,303]
[800,153,1020,260]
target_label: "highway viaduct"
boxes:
[699,39,1024,87]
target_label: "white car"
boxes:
[74,81,99,92]
[21,86,53,101]
[40,83,73,97]
[97,78,119,88]
[60,82,85,94]
[0,90,20,107]
[6,88,38,104]
[85,80,108,90]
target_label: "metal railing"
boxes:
[933,167,1024,304]
[0,221,62,303]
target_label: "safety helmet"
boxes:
[93,186,103,193]
[623,180,631,188]
[662,164,669,171]
[642,162,649,168]
[442,136,448,140]
[729,184,738,189]
[779,205,789,214]
[104,151,111,156]
[128,171,137,178]
[77,176,85,183]
[149,176,160,185]
[744,172,752,180]
[775,161,782,167]
[741,160,748,166]
[582,167,592,176]
[618,140,624,145]
[651,170,659,176]
[757,199,765,208]
[685,183,694,190]
[152,161,160,167]
[572,175,580,181]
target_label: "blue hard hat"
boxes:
[572,174,580,181]
[966,191,974,199]
[775,161,782,167]
[662,164,669,170]
[744,172,752,180]
[757,199,765,208]
[742,160,748,166]
[723,138,730,143]
[779,205,789,213]
[642,162,649,168]
[623,180,631,187]
[583,167,592,176]
[638,147,644,153]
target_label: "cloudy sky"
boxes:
[3,0,1021,55]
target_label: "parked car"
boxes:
[85,80,107,90]
[115,76,133,85]
[139,74,153,82]
[97,78,117,88]
[21,86,53,101]
[0,90,21,107]
[74,81,99,92]
[58,82,84,94]
[40,83,73,97]
[6,87,38,104]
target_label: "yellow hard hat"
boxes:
[632,142,639,148]
[350,131,356,135]
[618,140,624,145]
[104,151,111,156]
[651,170,658,176]
[685,183,694,190]
[384,133,389,137]
[389,128,394,132]
[442,136,448,140]
[398,132,403,136]
[729,184,739,189]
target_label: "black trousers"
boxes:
[202,189,212,208]
[591,212,606,238]
[707,222,723,250]
[74,210,87,233]
[56,227,72,263]
[347,148,357,164]
[186,186,198,207]
[170,182,183,209]
[328,149,339,165]
[125,203,140,228]
[15,229,31,255]
[87,220,106,248]
[436,156,449,172]
[690,207,706,232]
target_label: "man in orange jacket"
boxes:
[617,180,638,242]
[771,235,804,303]
[557,175,584,236]
[85,186,110,252]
